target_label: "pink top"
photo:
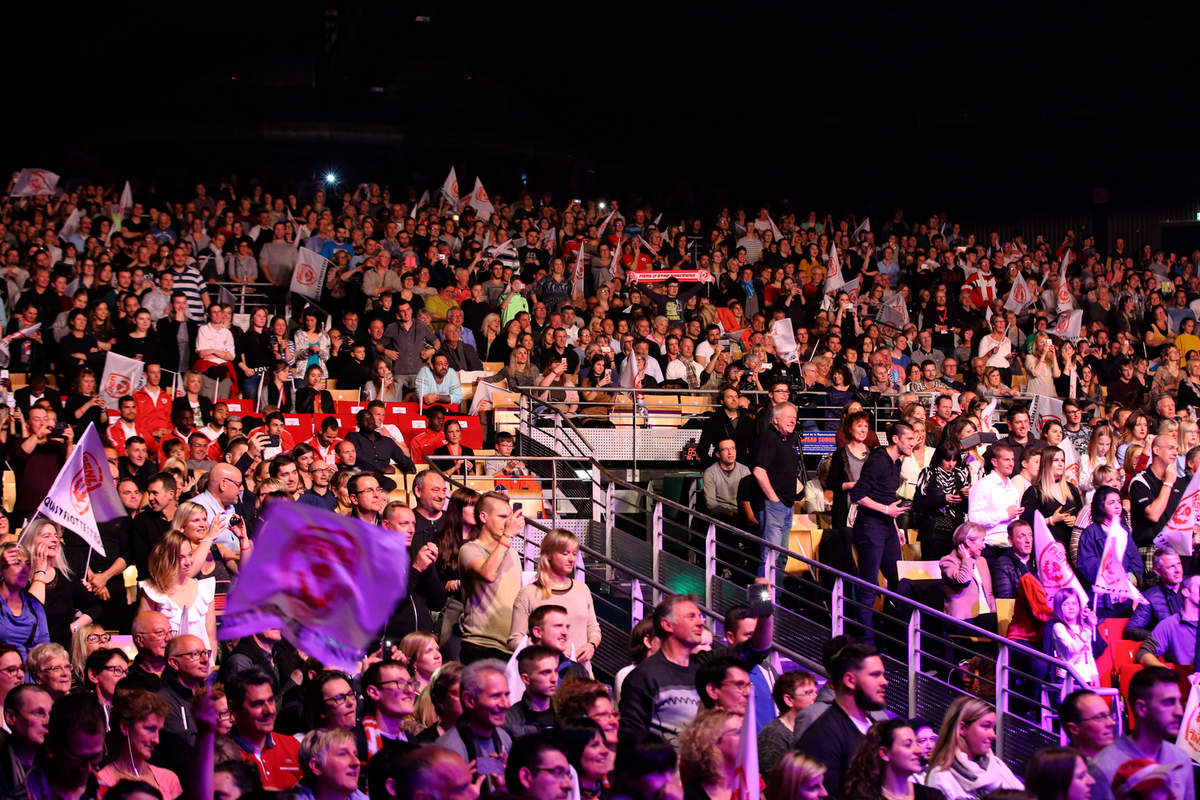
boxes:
[97,764,183,800]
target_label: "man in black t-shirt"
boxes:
[752,402,801,574]
[1129,435,1185,571]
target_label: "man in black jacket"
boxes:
[0,685,52,796]
[698,386,754,466]
[155,635,209,780]
[795,642,890,797]
[379,503,445,645]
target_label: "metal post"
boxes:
[704,523,717,608]
[907,610,921,718]
[552,465,559,527]
[831,578,844,637]
[651,501,663,600]
[994,645,1010,761]
[604,482,615,562]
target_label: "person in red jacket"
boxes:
[228,667,301,791]
[134,362,174,445]
[108,395,154,457]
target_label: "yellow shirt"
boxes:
[1176,333,1200,362]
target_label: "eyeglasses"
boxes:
[324,691,356,707]
[531,766,572,780]
[223,476,245,490]
[720,680,753,693]
[376,679,416,692]
[217,710,236,721]
[43,664,71,675]
[0,666,24,676]
[354,486,385,496]
[138,629,172,640]
[1079,711,1116,724]
[86,633,111,645]
[172,649,211,662]
[102,665,128,677]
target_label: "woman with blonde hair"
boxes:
[19,518,99,647]
[26,642,72,698]
[509,529,601,664]
[679,709,743,800]
[925,696,1023,800]
[69,623,109,684]
[411,661,464,742]
[398,631,442,693]
[478,313,505,362]
[1177,420,1199,474]
[1078,425,1117,495]
[767,751,828,800]
[1025,333,1061,396]
[938,523,995,624]
[1021,446,1083,548]
[139,530,216,657]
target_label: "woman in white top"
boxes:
[925,697,1023,800]
[509,529,601,664]
[1024,334,1061,396]
[1048,587,1098,687]
[1077,424,1117,495]
[977,316,1014,371]
[361,359,405,402]
[139,530,216,659]
[899,419,936,501]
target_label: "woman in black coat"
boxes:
[294,365,335,414]
[912,439,971,562]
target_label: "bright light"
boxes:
[325,172,337,184]
[599,202,606,210]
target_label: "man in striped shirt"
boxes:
[167,245,210,322]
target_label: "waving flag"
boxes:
[1177,684,1200,762]
[573,238,587,295]
[1030,394,1064,434]
[12,168,59,197]
[827,241,840,276]
[851,216,870,239]
[119,181,133,218]
[731,685,760,800]
[1033,510,1086,600]
[59,208,81,244]
[877,292,910,330]
[468,177,495,222]
[441,167,460,208]
[597,210,616,238]
[1053,309,1083,341]
[506,635,530,704]
[289,247,330,302]
[980,399,998,433]
[1154,467,1200,557]
[1093,520,1146,606]
[411,189,430,219]
[1004,273,1035,314]
[765,215,784,242]
[220,501,410,671]
[771,318,799,364]
[100,351,146,409]
[37,423,126,555]
[1056,250,1074,312]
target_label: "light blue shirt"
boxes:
[192,490,240,553]
[416,365,462,405]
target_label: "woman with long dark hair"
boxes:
[913,440,971,562]
[1024,746,1095,800]
[843,719,945,800]
[824,410,872,581]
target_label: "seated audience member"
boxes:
[97,688,183,799]
[483,432,532,477]
[679,709,745,800]
[757,669,818,777]
[1024,746,1096,800]
[1136,574,1200,668]
[924,696,1024,800]
[1059,689,1116,760]
[504,644,560,739]
[1125,549,1185,641]
[434,659,512,792]
[227,667,302,791]
[842,719,945,800]
[294,728,362,800]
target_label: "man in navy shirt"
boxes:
[849,422,916,638]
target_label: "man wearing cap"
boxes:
[1089,667,1192,800]
[1111,760,1182,800]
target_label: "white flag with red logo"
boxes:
[1004,272,1035,314]
[877,291,910,330]
[119,181,133,218]
[828,241,840,276]
[1093,519,1146,606]
[441,167,460,209]
[38,423,124,554]
[1057,250,1074,312]
[11,168,60,197]
[468,177,495,222]
[1053,309,1084,341]
[731,683,760,800]
[980,399,998,432]
[1155,466,1200,558]
[1032,510,1086,600]
[99,351,146,410]
[573,237,587,295]
[597,210,616,238]
[1030,394,1064,435]
[1176,683,1200,761]
[289,247,330,302]
[219,501,409,671]
[411,189,430,219]
[59,208,81,244]
[766,215,784,242]
[771,318,799,364]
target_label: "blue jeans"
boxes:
[241,373,262,404]
[759,500,792,576]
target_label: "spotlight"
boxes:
[325,172,337,185]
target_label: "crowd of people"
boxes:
[0,172,1198,800]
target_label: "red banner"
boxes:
[627,270,710,283]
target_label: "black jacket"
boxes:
[794,701,866,798]
[697,408,754,466]
[156,316,200,374]
[379,530,448,644]
[154,672,198,780]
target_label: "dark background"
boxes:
[9,1,1199,221]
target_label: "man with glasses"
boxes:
[694,655,753,715]
[0,685,51,794]
[1060,689,1116,761]
[0,645,25,711]
[193,462,247,561]
[348,473,389,526]
[358,659,417,761]
[298,460,338,511]
[1061,399,1092,460]
[124,610,172,692]
[155,635,211,774]
[22,693,107,800]
[504,733,573,800]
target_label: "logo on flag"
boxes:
[100,351,146,410]
[1052,310,1083,341]
[1004,273,1035,314]
[1032,510,1086,600]
[877,291,910,330]
[1156,468,1200,557]
[1030,395,1064,433]
[289,247,330,302]
[38,423,126,555]
[220,502,410,670]
[1177,683,1200,762]
[441,167,460,208]
[468,177,495,222]
[12,168,60,197]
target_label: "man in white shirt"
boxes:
[967,442,1024,551]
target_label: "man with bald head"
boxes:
[193,461,247,562]
[157,634,211,778]
[124,610,172,691]
[373,744,479,800]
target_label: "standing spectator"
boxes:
[459,492,523,663]
[18,693,107,800]
[1129,436,1185,572]
[967,443,1024,554]
[752,402,801,574]
[1089,667,1193,800]
[7,406,71,528]
[827,412,874,579]
[850,422,916,635]
[509,529,600,665]
[795,642,890,797]
[164,246,209,322]
[385,301,438,392]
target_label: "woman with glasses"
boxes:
[360,660,418,759]
[212,683,235,736]
[305,670,359,732]
[83,647,129,720]
[0,644,24,710]
[0,543,49,658]
[69,624,109,685]
[139,531,217,658]
[19,519,100,648]
[97,688,182,800]
[679,709,745,800]
[26,642,72,699]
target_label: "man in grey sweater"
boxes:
[385,299,438,391]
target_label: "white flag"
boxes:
[441,167,460,208]
[506,635,530,704]
[1032,510,1087,601]
[851,216,870,239]
[1057,250,1074,312]
[824,276,861,312]
[1052,309,1083,341]
[1177,684,1200,762]
[731,684,759,800]
[1004,272,1036,314]
[289,247,330,302]
[766,215,784,241]
[411,189,429,219]
[771,318,799,364]
[610,237,624,278]
[597,210,616,238]
[827,241,840,276]
[1154,466,1200,558]
[980,399,998,433]
[38,423,125,555]
[11,168,59,197]
[119,181,133,218]
[99,351,146,410]
[468,177,495,222]
[877,292,910,331]
[573,238,586,295]
[219,501,410,671]
[1092,520,1146,607]
[1030,394,1064,435]
[59,208,81,244]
